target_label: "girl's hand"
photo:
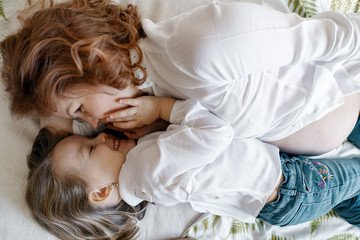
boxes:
[106,96,176,129]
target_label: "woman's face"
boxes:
[52,133,136,195]
[54,84,141,128]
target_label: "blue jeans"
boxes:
[257,154,360,227]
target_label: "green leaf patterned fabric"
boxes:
[330,0,360,13]
[288,0,318,17]
[182,210,360,239]
[288,0,360,16]
[0,0,6,20]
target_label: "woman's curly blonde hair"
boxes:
[1,0,146,117]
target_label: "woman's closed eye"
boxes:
[89,146,95,155]
[74,105,85,115]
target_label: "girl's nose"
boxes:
[94,132,108,145]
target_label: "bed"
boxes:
[1,0,360,239]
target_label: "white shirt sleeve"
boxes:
[119,99,234,206]
[144,1,360,77]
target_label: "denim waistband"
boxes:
[279,154,312,195]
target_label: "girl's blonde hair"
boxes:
[1,0,146,117]
[26,128,147,240]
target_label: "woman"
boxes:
[3,0,360,155]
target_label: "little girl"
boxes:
[27,96,360,240]
[4,0,360,156]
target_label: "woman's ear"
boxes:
[88,184,115,203]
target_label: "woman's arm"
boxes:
[147,1,360,76]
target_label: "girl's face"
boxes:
[54,84,141,128]
[52,133,136,197]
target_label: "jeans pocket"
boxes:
[285,198,332,226]
[258,192,295,225]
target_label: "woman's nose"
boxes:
[84,115,100,128]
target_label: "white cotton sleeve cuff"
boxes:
[169,99,203,125]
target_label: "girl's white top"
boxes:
[141,1,360,141]
[119,99,281,222]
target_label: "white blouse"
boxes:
[75,1,360,221]
[119,99,281,222]
[141,1,360,141]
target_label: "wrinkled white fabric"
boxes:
[142,1,360,141]
[119,99,281,222]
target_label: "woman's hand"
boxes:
[106,96,176,129]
